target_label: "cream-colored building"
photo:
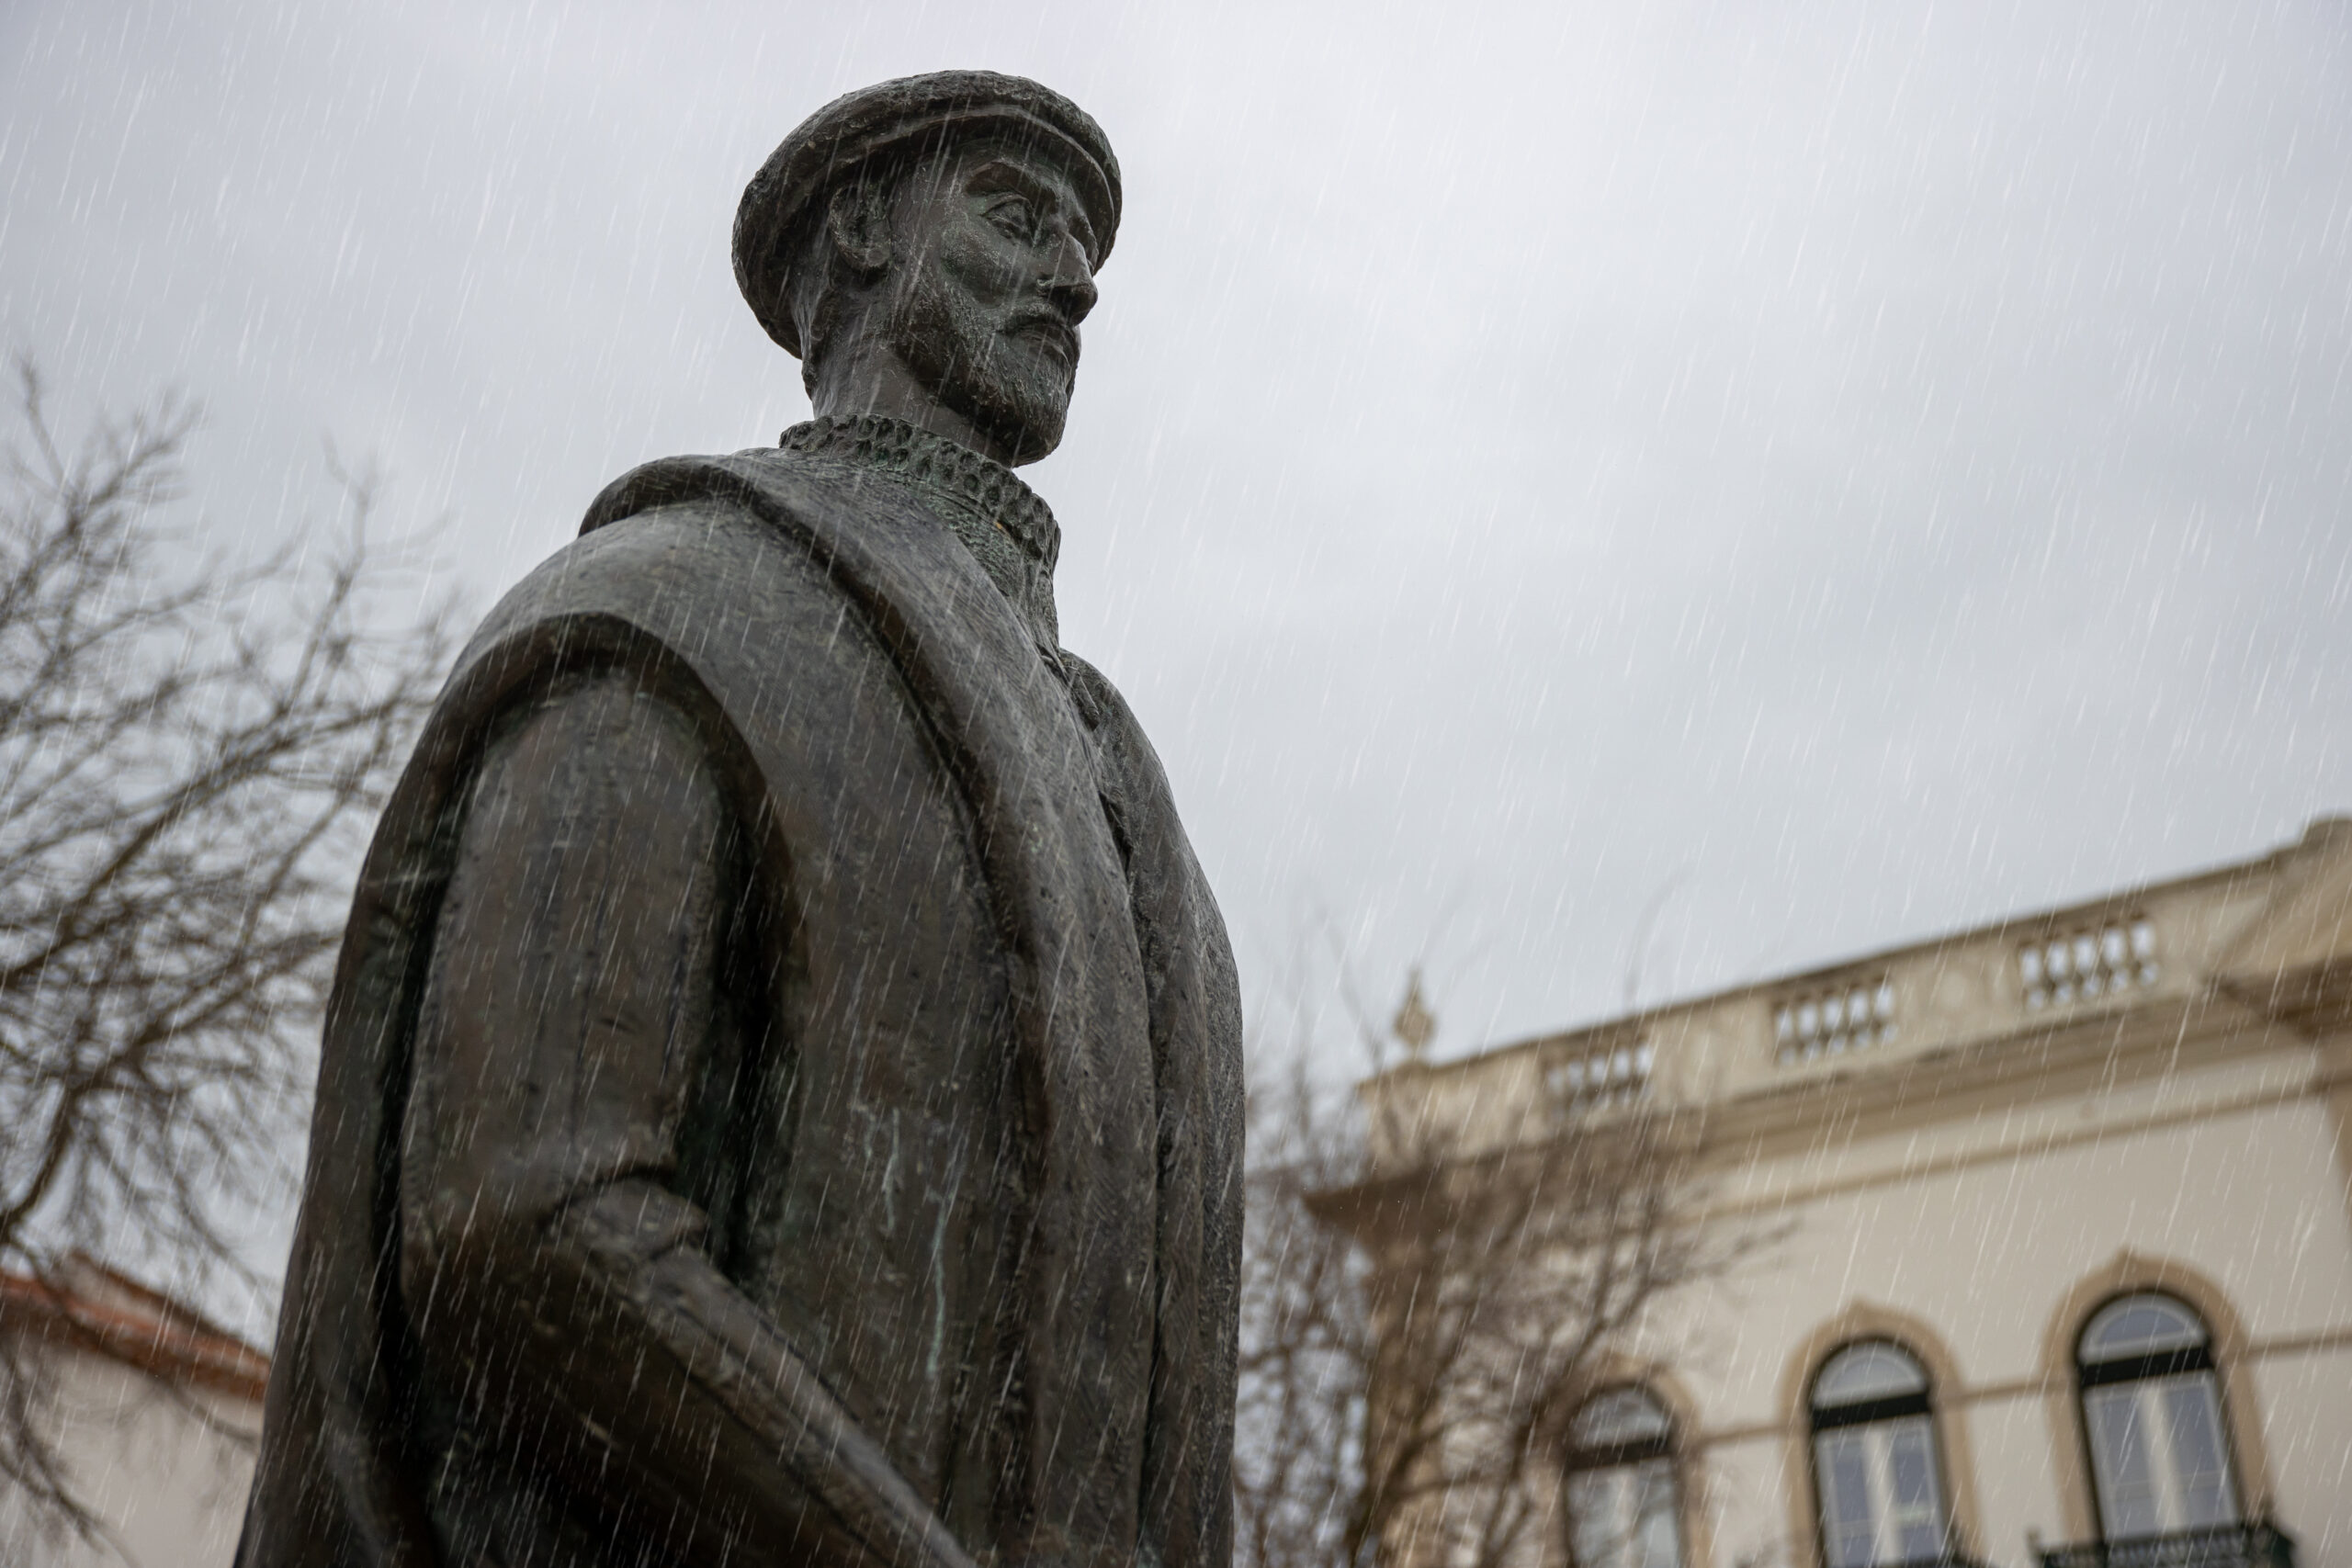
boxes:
[0,1258,266,1567]
[1357,818,2352,1568]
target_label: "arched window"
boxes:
[1565,1386,1682,1568]
[2077,1293,2240,1538]
[1808,1341,1952,1568]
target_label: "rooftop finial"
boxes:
[1393,967,1436,1063]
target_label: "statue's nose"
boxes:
[1043,230,1098,325]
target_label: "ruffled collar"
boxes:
[778,413,1061,647]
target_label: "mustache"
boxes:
[1004,310,1080,366]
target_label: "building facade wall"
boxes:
[1669,1074,2352,1568]
[0,1343,257,1568]
[0,1263,266,1568]
[1356,822,2352,1568]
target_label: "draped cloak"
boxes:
[234,432,1243,1568]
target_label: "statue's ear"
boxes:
[824,178,894,278]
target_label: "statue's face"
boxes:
[876,138,1101,463]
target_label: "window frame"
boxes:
[1562,1384,1684,1568]
[1804,1338,1959,1568]
[2071,1292,2244,1540]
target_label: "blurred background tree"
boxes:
[0,359,453,1540]
[1236,963,1770,1568]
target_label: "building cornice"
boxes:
[0,1260,271,1405]
[1356,817,2352,1182]
[1378,829,2311,1092]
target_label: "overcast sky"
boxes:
[6,0,2350,1066]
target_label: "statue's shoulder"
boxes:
[1055,650,1178,792]
[1054,647,1237,976]
[577,446,816,536]
[453,447,867,680]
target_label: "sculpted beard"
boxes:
[888,258,1077,464]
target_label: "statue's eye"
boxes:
[986,195,1037,239]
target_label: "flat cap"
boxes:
[734,70,1122,356]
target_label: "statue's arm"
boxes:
[400,675,978,1568]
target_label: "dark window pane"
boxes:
[1568,1470,1621,1568]
[2082,1294,2207,1363]
[1634,1458,1683,1568]
[1814,1343,1930,1410]
[1572,1387,1674,1450]
[1887,1420,1945,1562]
[1817,1431,1878,1568]
[1568,1458,1683,1568]
[2161,1377,2238,1528]
[2087,1386,2162,1537]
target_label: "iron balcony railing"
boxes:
[1828,1549,1990,1568]
[2038,1524,2296,1568]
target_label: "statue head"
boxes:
[735,73,1122,467]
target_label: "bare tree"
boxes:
[0,361,454,1539]
[1236,967,1766,1568]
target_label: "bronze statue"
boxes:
[237,72,1242,1568]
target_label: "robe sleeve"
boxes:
[398,674,979,1568]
